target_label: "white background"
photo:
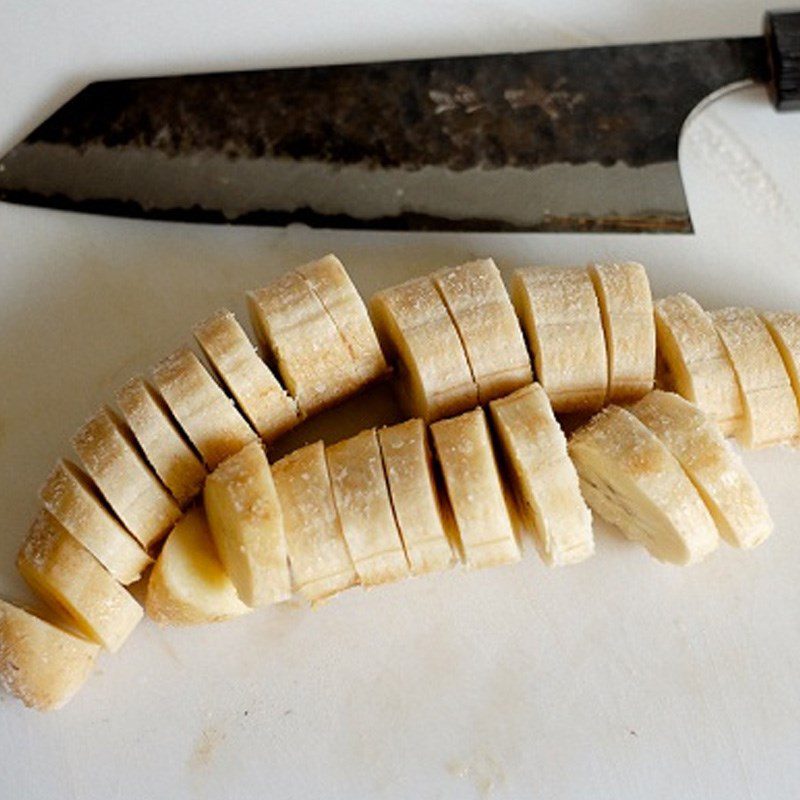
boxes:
[1,1,799,798]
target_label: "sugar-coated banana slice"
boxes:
[762,311,800,425]
[631,391,772,549]
[490,384,593,566]
[72,407,181,549]
[17,511,143,652]
[568,406,719,565]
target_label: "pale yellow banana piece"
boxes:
[432,258,532,404]
[145,507,250,625]
[204,441,291,607]
[193,309,299,442]
[568,406,719,565]
[0,599,100,711]
[489,384,593,566]
[39,459,151,585]
[72,407,181,549]
[762,311,800,424]
[653,294,742,435]
[370,276,477,422]
[377,419,455,575]
[631,390,772,549]
[710,307,800,448]
[272,441,358,603]
[17,511,143,651]
[326,429,410,585]
[430,408,521,569]
[589,261,655,402]
[511,266,607,413]
[152,346,257,469]
[116,376,206,506]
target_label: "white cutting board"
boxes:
[1,2,799,798]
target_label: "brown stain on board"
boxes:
[188,727,226,771]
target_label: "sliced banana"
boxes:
[193,309,299,443]
[762,311,800,425]
[511,266,607,413]
[0,599,100,711]
[17,511,143,651]
[204,441,291,607]
[653,294,742,435]
[72,407,181,549]
[489,384,593,566]
[432,258,532,404]
[710,307,800,448]
[568,406,719,565]
[145,507,250,625]
[631,390,772,549]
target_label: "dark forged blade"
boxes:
[0,37,768,232]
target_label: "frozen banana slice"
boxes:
[17,511,143,651]
[326,429,409,585]
[0,599,100,711]
[631,390,772,549]
[430,408,520,569]
[490,384,593,566]
[511,266,607,413]
[762,311,800,422]
[193,309,299,442]
[568,406,719,565]
[711,307,800,448]
[378,419,455,575]
[432,258,532,404]
[72,407,181,549]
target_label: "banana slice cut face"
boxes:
[761,311,800,426]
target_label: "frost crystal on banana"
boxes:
[762,311,800,429]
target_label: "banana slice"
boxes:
[653,294,742,435]
[272,441,358,603]
[511,266,607,413]
[152,347,257,470]
[204,441,291,607]
[193,310,299,443]
[710,307,800,448]
[762,311,800,425]
[377,419,455,575]
[432,258,532,404]
[297,254,388,385]
[489,384,593,566]
[631,391,772,549]
[325,429,410,585]
[430,408,521,569]
[370,276,477,422]
[72,407,181,549]
[589,261,655,402]
[17,511,143,651]
[145,507,250,625]
[39,459,151,585]
[568,406,719,565]
[116,377,207,506]
[0,599,100,711]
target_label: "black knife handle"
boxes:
[765,11,800,109]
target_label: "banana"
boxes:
[152,346,257,469]
[72,407,181,549]
[589,261,655,402]
[0,598,100,711]
[204,441,291,607]
[653,294,742,435]
[145,506,251,625]
[370,276,477,422]
[511,266,607,413]
[710,307,800,448]
[489,384,593,566]
[116,377,207,506]
[630,390,772,549]
[193,309,299,443]
[17,511,143,652]
[761,311,800,425]
[430,407,521,569]
[432,258,532,404]
[325,429,410,585]
[568,405,719,565]
[377,419,455,575]
[39,459,151,585]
